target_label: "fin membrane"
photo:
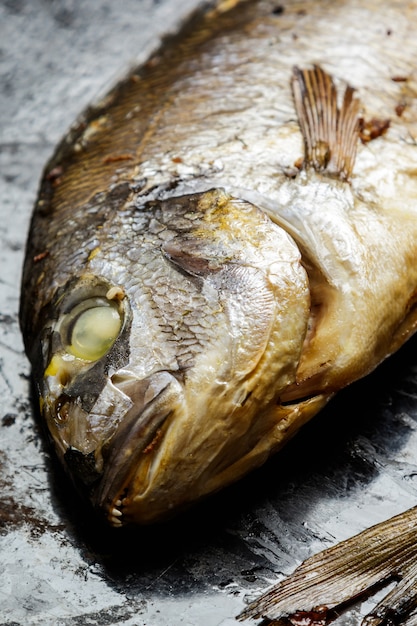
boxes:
[292,65,360,181]
[238,506,417,625]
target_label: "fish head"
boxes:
[38,189,311,525]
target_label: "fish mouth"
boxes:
[92,369,182,527]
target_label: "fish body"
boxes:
[20,0,417,540]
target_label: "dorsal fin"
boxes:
[292,65,360,181]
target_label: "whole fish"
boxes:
[20,0,417,622]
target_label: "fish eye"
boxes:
[61,298,123,362]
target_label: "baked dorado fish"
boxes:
[20,0,417,621]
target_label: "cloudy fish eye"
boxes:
[63,299,123,362]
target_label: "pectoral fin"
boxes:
[238,506,417,625]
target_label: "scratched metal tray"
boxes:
[2,1,417,624]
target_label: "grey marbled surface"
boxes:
[2,1,417,624]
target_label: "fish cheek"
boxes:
[162,242,276,383]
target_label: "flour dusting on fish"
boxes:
[20,0,417,622]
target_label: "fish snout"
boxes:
[42,353,182,518]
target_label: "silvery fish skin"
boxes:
[20,0,417,543]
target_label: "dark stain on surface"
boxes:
[0,493,65,537]
[2,413,16,426]
[0,313,17,326]
[2,0,26,13]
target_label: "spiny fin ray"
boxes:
[292,65,360,181]
[238,506,417,624]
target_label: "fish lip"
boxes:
[91,370,179,526]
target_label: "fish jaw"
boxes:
[90,369,185,527]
